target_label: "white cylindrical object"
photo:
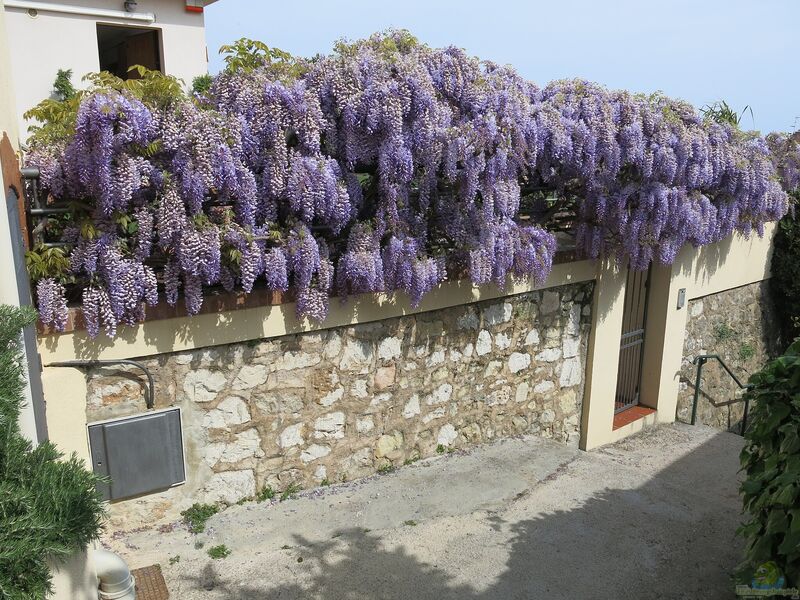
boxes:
[4,0,155,22]
[93,549,136,600]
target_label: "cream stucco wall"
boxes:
[4,0,209,140]
[579,225,776,449]
[579,258,627,450]
[639,224,776,427]
[0,0,41,444]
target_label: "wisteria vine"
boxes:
[26,32,799,336]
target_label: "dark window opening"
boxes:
[97,24,162,79]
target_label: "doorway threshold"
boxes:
[613,406,656,431]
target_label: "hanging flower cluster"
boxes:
[26,32,794,336]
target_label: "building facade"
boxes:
[3,0,217,140]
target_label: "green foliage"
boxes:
[84,66,186,109]
[180,503,219,534]
[702,100,753,129]
[52,69,77,101]
[25,245,71,283]
[207,544,231,559]
[0,305,106,599]
[279,483,301,502]
[23,94,84,146]
[713,322,736,342]
[377,463,396,474]
[25,66,186,147]
[403,520,418,527]
[333,29,419,60]
[191,73,213,96]
[436,444,446,454]
[771,215,800,348]
[320,478,330,487]
[219,38,304,79]
[738,340,800,586]
[168,555,180,565]
[739,343,756,361]
[256,485,275,502]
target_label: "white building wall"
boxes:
[4,0,210,140]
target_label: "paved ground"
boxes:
[106,423,745,599]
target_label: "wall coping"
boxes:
[39,250,581,337]
[37,256,597,363]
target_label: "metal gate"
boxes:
[614,267,651,413]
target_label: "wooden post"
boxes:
[0,131,29,249]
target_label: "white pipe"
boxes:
[93,549,136,600]
[3,1,155,23]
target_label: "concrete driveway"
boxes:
[107,423,745,599]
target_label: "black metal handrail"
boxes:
[46,359,155,409]
[691,354,753,433]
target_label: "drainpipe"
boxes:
[94,549,136,600]
[4,0,156,22]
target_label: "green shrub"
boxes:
[0,305,106,598]
[191,74,213,96]
[738,339,800,586]
[180,503,219,534]
[207,544,231,560]
[771,216,800,348]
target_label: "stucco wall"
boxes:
[677,280,780,431]
[638,225,777,427]
[4,0,209,139]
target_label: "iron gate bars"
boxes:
[614,267,651,414]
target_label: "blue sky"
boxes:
[204,0,799,134]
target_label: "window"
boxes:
[96,24,162,79]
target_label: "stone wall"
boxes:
[678,280,781,431]
[85,282,593,528]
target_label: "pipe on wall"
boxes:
[4,0,155,22]
[94,549,136,600]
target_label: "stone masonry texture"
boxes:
[85,282,593,528]
[678,280,781,432]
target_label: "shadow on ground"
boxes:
[179,432,742,600]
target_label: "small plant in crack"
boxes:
[256,485,276,502]
[436,444,446,454]
[739,342,755,361]
[713,322,736,341]
[377,463,396,475]
[181,503,219,534]
[280,482,301,502]
[207,544,231,559]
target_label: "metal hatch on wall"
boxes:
[47,359,186,502]
[88,408,186,501]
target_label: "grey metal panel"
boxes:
[88,409,185,501]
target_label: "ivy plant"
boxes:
[738,339,800,586]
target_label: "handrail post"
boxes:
[691,356,706,426]
[741,395,750,435]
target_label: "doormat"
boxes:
[131,564,170,600]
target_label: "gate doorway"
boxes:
[614,267,651,413]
